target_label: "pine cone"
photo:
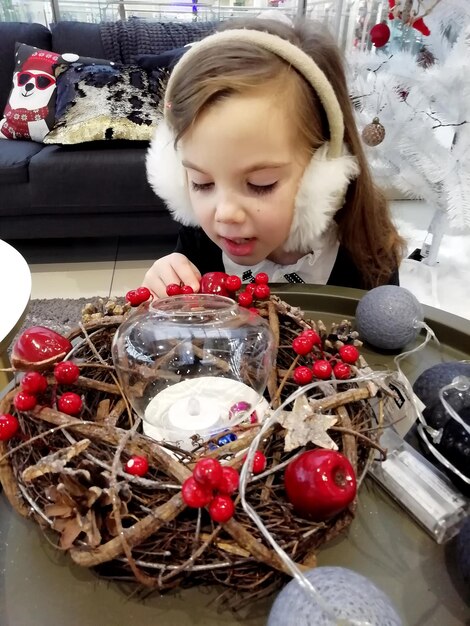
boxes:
[361,117,385,147]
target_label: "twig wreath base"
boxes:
[0,296,387,611]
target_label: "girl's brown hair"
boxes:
[165,18,405,288]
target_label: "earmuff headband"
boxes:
[163,29,345,159]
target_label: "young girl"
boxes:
[143,18,404,297]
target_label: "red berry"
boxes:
[293,366,314,385]
[334,362,351,380]
[248,307,259,315]
[218,466,239,495]
[181,285,194,294]
[292,335,314,355]
[136,286,151,302]
[14,392,37,411]
[254,272,269,284]
[209,494,235,523]
[312,360,333,380]
[21,371,47,395]
[0,414,20,441]
[253,451,267,474]
[54,361,80,385]
[182,476,213,508]
[238,291,253,307]
[125,455,149,476]
[193,458,224,490]
[301,329,321,346]
[254,284,270,300]
[166,283,182,296]
[225,275,242,292]
[339,345,360,364]
[125,289,141,306]
[244,450,267,474]
[245,283,257,294]
[57,392,82,416]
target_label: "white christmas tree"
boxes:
[347,0,470,265]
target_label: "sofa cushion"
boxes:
[44,63,158,145]
[0,43,61,142]
[0,139,43,184]
[28,142,161,214]
[51,21,107,59]
[0,22,52,115]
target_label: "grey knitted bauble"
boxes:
[267,566,402,626]
[355,286,423,350]
[413,362,470,407]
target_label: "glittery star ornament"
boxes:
[277,395,338,452]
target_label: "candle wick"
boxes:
[187,397,200,416]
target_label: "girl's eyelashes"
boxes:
[190,181,278,195]
[191,181,214,192]
[248,182,278,196]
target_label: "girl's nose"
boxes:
[214,194,245,223]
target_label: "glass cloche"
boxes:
[112,294,276,449]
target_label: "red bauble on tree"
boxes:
[370,22,391,47]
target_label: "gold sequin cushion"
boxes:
[44,63,158,144]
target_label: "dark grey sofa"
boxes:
[0,20,198,241]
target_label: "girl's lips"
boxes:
[221,236,257,257]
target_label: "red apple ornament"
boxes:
[11,326,72,371]
[284,449,357,521]
[200,272,230,297]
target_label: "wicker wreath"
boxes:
[0,295,387,611]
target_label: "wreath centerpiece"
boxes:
[0,280,391,611]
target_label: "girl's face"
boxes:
[180,90,310,266]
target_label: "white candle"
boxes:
[167,396,221,431]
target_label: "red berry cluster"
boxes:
[238,273,270,309]
[125,286,151,307]
[182,458,240,523]
[13,362,83,417]
[291,332,360,385]
[164,271,271,311]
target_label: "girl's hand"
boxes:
[142,253,201,298]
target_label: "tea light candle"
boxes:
[168,396,221,431]
[143,376,269,450]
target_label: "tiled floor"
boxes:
[7,200,470,322]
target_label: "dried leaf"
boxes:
[277,395,338,452]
